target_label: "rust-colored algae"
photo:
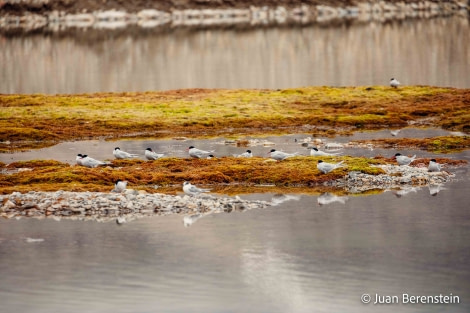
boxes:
[0,156,386,194]
[1,86,469,152]
[353,136,470,153]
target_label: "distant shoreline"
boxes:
[1,0,468,31]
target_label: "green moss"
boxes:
[1,86,469,152]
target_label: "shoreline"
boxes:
[1,1,468,32]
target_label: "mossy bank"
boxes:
[1,86,469,152]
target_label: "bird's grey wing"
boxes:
[188,186,202,193]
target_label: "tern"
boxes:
[112,179,127,193]
[317,160,345,174]
[235,150,253,158]
[113,147,139,159]
[76,154,84,166]
[394,153,416,166]
[428,159,441,172]
[145,148,164,160]
[268,149,298,161]
[309,147,341,157]
[76,154,107,168]
[188,146,214,159]
[183,181,211,196]
[390,129,401,136]
[390,78,400,88]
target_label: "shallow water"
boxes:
[1,177,470,313]
[1,129,469,312]
[1,16,469,94]
[0,128,460,165]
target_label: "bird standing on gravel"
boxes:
[317,160,344,174]
[113,147,139,159]
[145,148,164,160]
[183,181,211,196]
[428,159,441,172]
[112,179,127,193]
[394,153,416,166]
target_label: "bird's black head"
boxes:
[312,147,318,151]
[114,147,120,150]
[391,78,395,80]
[77,153,83,157]
[246,150,251,153]
[146,148,152,151]
[82,155,88,158]
[115,179,122,184]
[318,160,324,164]
[394,153,402,157]
[430,159,437,162]
[270,149,276,152]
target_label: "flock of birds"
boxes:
[75,77,446,195]
[75,141,442,196]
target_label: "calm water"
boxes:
[1,14,470,313]
[1,16,469,94]
[1,130,470,312]
[1,179,470,313]
[0,128,459,164]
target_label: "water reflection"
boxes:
[317,192,348,205]
[1,17,469,94]
[1,181,470,312]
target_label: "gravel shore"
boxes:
[0,164,456,221]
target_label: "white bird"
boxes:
[390,78,400,88]
[112,179,127,193]
[188,146,214,159]
[183,181,211,196]
[317,193,348,205]
[390,129,401,136]
[113,147,139,159]
[428,159,441,172]
[309,147,341,157]
[394,153,416,166]
[268,149,298,161]
[76,153,84,166]
[317,160,345,174]
[145,148,164,160]
[235,150,253,158]
[79,154,107,168]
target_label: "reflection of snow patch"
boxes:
[25,238,44,243]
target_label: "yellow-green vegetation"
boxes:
[0,156,388,194]
[352,136,470,153]
[1,86,469,152]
